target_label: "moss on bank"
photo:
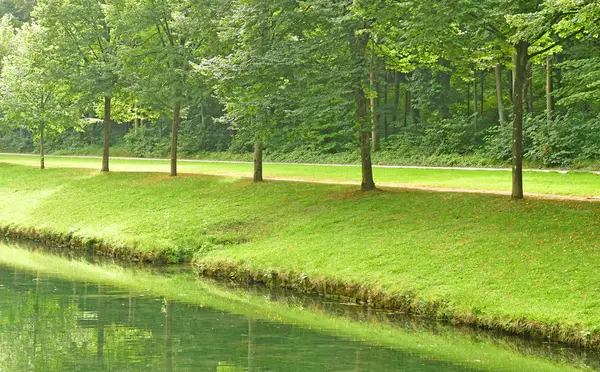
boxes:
[196,259,599,349]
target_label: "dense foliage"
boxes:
[0,0,598,194]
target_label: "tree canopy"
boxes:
[0,0,599,197]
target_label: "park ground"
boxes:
[1,152,600,198]
[1,157,600,346]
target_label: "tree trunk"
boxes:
[412,106,420,124]
[438,64,451,119]
[392,71,400,125]
[473,70,478,115]
[383,70,388,137]
[102,96,111,172]
[524,62,534,114]
[355,87,376,191]
[170,101,181,177]
[370,66,378,152]
[508,69,514,103]
[480,70,485,114]
[403,89,410,127]
[467,83,471,115]
[495,64,506,124]
[253,141,263,182]
[512,41,529,200]
[510,54,517,103]
[546,55,554,121]
[40,123,45,170]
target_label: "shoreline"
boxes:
[2,224,598,350]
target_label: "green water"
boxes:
[0,243,596,371]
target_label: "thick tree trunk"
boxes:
[355,87,376,191]
[512,41,529,200]
[170,101,181,177]
[39,123,45,170]
[253,141,263,182]
[102,96,111,172]
[546,55,554,121]
[392,71,400,124]
[495,64,506,124]
[370,66,378,152]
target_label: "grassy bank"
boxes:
[2,153,600,197]
[0,243,592,371]
[2,163,600,347]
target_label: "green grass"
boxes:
[0,244,587,372]
[1,153,600,197]
[1,162,600,341]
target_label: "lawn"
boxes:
[1,153,600,197]
[1,163,600,343]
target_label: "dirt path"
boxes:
[3,152,598,174]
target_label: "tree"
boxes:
[114,0,222,176]
[0,24,78,169]
[34,0,123,172]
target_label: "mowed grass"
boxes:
[2,153,600,196]
[1,163,600,334]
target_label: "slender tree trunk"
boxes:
[525,62,534,114]
[473,70,478,115]
[546,55,554,122]
[392,71,400,125]
[467,83,471,115]
[439,63,451,119]
[508,69,514,103]
[512,41,529,200]
[102,96,111,172]
[253,141,263,182]
[40,123,45,170]
[403,89,411,127]
[495,64,506,124]
[412,106,420,124]
[480,70,485,114]
[170,101,181,177]
[370,66,378,152]
[355,87,376,191]
[511,54,517,103]
[383,71,388,137]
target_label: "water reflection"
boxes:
[0,265,474,371]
